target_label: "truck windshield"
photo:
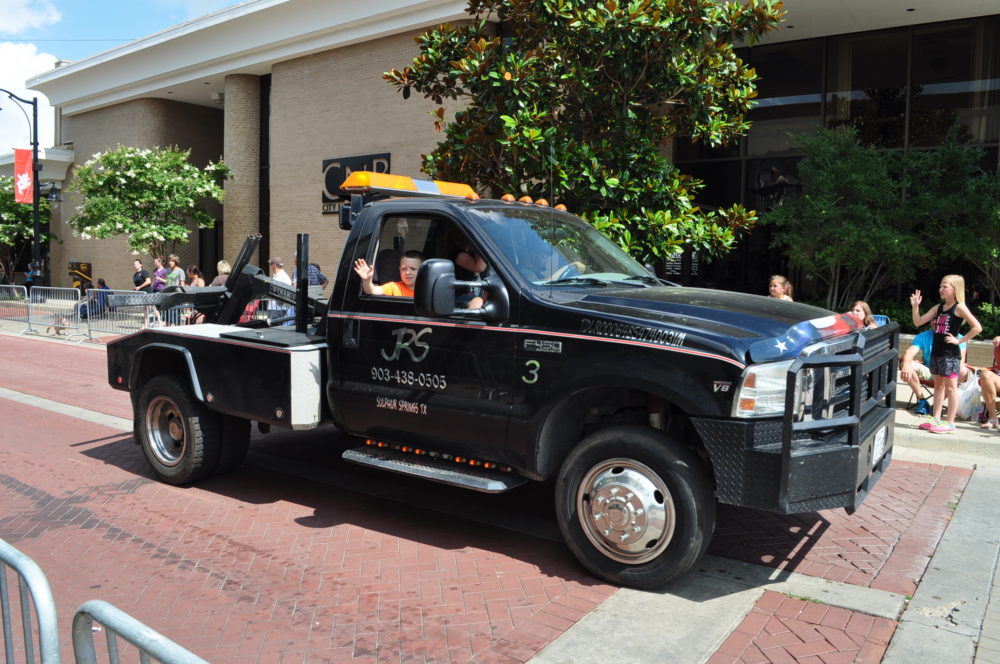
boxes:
[467,206,655,287]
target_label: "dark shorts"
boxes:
[930,356,961,378]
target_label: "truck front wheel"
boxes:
[136,375,221,485]
[555,425,715,589]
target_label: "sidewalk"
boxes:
[887,383,1000,664]
[0,314,123,345]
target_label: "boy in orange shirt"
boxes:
[353,250,423,297]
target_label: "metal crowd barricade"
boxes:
[0,538,61,664]
[2,538,214,664]
[24,287,84,340]
[88,291,200,336]
[85,290,156,341]
[160,305,195,327]
[0,286,29,324]
[72,601,210,664]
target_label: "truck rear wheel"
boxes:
[555,425,715,589]
[136,375,221,485]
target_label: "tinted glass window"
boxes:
[746,158,802,211]
[747,41,824,155]
[678,160,743,208]
[673,136,741,161]
[910,21,1000,146]
[826,31,908,147]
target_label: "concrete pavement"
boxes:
[1,320,999,663]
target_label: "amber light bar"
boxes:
[341,171,478,199]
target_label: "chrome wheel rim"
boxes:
[145,396,186,467]
[577,458,676,564]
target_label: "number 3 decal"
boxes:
[522,360,540,384]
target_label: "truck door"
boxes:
[333,212,515,457]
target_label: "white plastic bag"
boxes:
[953,370,981,421]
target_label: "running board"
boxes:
[342,447,527,493]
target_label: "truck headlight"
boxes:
[732,360,796,418]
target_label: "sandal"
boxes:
[981,419,998,430]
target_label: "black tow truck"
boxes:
[106,172,898,588]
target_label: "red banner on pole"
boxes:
[13,149,33,204]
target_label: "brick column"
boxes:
[222,74,261,261]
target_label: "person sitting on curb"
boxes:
[900,329,968,415]
[976,336,1000,430]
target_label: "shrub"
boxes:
[974,303,1000,340]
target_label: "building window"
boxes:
[910,21,1000,146]
[680,160,743,209]
[825,30,908,148]
[747,40,825,156]
[746,157,802,211]
[671,16,1000,292]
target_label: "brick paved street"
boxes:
[0,333,983,662]
[709,591,898,664]
[710,463,970,595]
[1,394,615,663]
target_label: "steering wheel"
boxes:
[550,261,585,281]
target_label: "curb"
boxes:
[883,466,1000,664]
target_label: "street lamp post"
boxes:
[1,87,44,287]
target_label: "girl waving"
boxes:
[911,274,982,434]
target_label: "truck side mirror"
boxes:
[415,259,509,321]
[339,194,365,231]
[414,259,456,317]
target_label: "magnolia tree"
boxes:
[0,175,52,285]
[385,0,783,264]
[68,146,231,258]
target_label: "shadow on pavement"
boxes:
[74,424,847,598]
[76,426,614,591]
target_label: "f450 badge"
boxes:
[523,339,562,354]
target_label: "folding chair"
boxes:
[899,348,934,410]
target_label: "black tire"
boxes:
[135,375,221,485]
[555,425,715,589]
[214,416,251,474]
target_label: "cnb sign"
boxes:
[322,154,390,214]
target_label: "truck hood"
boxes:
[563,286,861,365]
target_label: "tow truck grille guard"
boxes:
[778,326,898,512]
